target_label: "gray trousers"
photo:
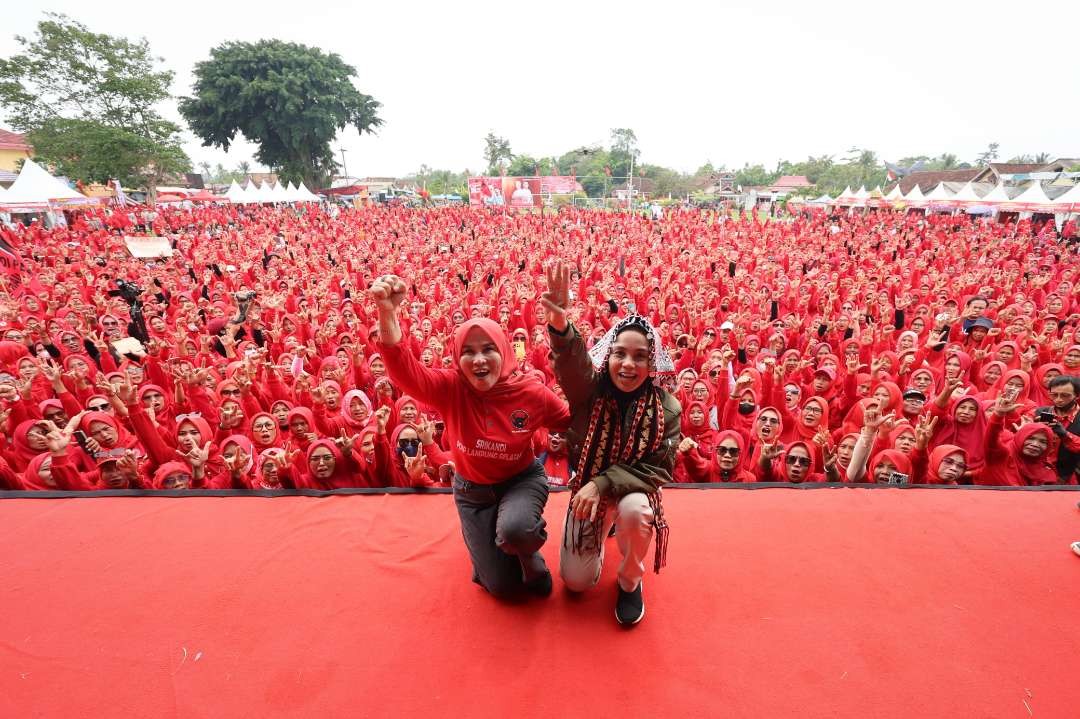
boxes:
[452,461,549,598]
[560,492,654,593]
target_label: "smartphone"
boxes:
[73,431,90,451]
[887,471,910,485]
[1034,409,1055,424]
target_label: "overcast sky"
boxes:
[3,1,1078,178]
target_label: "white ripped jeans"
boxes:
[560,492,654,593]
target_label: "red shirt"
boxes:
[379,342,569,484]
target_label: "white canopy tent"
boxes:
[979,183,1013,204]
[923,182,956,207]
[225,180,248,203]
[0,159,93,212]
[1051,182,1080,213]
[295,183,320,202]
[948,182,984,206]
[1001,181,1057,212]
[884,185,904,202]
[901,184,926,207]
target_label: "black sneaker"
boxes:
[523,570,553,597]
[521,552,553,598]
[615,583,645,625]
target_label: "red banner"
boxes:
[468,176,583,207]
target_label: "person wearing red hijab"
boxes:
[702,430,755,483]
[372,274,570,600]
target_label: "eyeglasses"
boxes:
[939,458,966,470]
[759,416,780,425]
[802,405,823,416]
[397,438,421,449]
[309,454,334,465]
[716,446,740,456]
[220,388,241,396]
[786,456,811,467]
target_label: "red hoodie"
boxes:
[379,318,569,483]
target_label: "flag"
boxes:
[0,228,22,289]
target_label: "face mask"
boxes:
[737,402,756,415]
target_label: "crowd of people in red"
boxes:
[1,203,1078,492]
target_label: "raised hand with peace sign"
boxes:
[541,261,571,333]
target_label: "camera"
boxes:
[233,291,257,323]
[109,279,143,304]
[887,471,910,485]
[1034,409,1055,424]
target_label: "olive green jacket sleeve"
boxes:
[547,323,598,407]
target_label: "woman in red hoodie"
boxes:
[371,274,570,600]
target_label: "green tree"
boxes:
[235,161,251,182]
[180,39,382,189]
[483,132,513,175]
[975,142,999,165]
[0,13,190,194]
[937,153,959,170]
[734,163,775,188]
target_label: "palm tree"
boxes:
[938,153,958,170]
[1034,152,1052,164]
[198,161,212,181]
[236,161,252,184]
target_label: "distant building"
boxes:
[768,175,813,196]
[0,129,32,184]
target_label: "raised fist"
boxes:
[369,275,408,312]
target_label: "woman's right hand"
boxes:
[369,275,408,313]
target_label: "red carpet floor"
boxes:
[1,489,1079,718]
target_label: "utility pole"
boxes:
[339,148,349,184]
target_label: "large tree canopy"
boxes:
[0,13,190,190]
[180,40,383,188]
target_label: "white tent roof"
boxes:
[0,159,90,209]
[980,183,1013,203]
[271,182,289,201]
[225,180,247,203]
[1051,182,1080,208]
[836,186,853,199]
[249,181,274,203]
[296,183,320,202]
[902,184,926,203]
[852,185,869,200]
[884,185,904,201]
[1006,181,1054,207]
[808,193,833,204]
[283,181,298,201]
[924,182,955,202]
[949,182,984,204]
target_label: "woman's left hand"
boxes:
[570,481,602,522]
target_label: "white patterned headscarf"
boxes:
[587,314,676,376]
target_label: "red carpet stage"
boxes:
[2,488,1079,718]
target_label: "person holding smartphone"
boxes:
[370,275,570,600]
[1032,376,1080,482]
